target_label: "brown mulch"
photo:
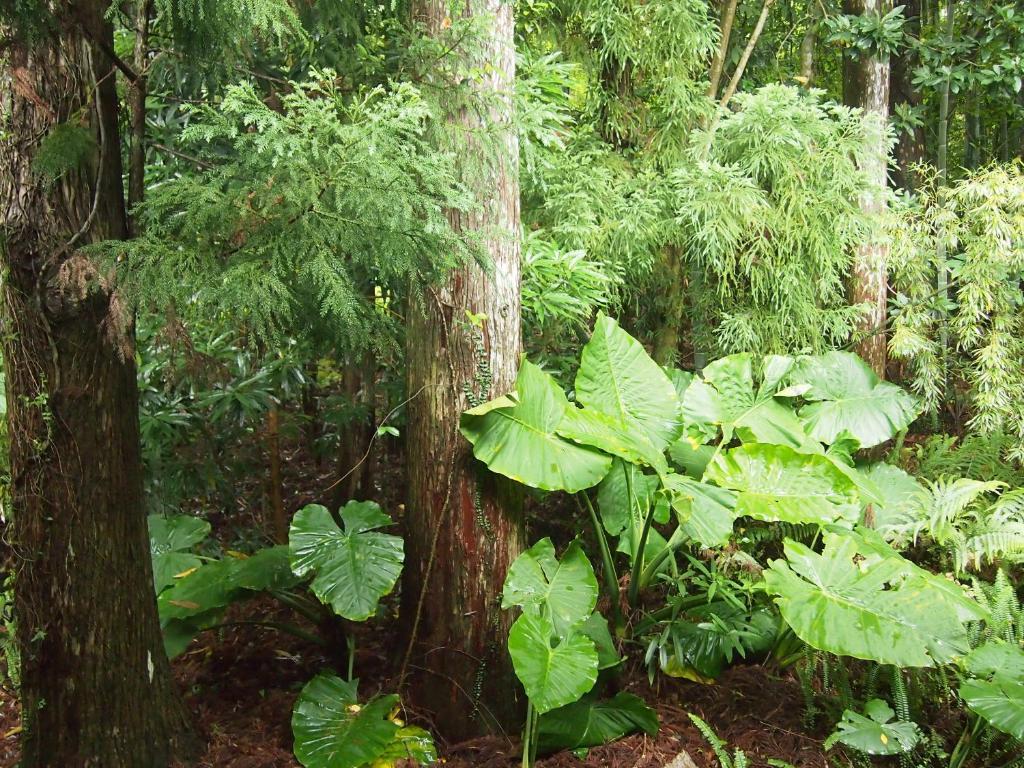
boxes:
[0,416,832,767]
[443,665,828,768]
[0,606,830,768]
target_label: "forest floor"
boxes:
[0,599,831,768]
[0,432,833,767]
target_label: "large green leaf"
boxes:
[537,692,658,752]
[574,314,682,450]
[508,612,599,714]
[824,699,921,756]
[791,352,920,448]
[558,406,669,476]
[682,354,813,449]
[501,538,598,638]
[376,726,437,765]
[959,643,1024,740]
[596,460,660,536]
[289,502,404,621]
[705,443,859,525]
[148,514,210,594]
[764,531,971,666]
[291,673,400,768]
[232,545,303,592]
[461,360,611,492]
[157,557,238,622]
[663,474,737,547]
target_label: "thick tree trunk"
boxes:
[889,0,926,190]
[843,0,891,377]
[401,0,525,743]
[0,3,194,765]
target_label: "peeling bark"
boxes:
[401,0,525,743]
[0,2,194,764]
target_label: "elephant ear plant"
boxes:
[501,537,655,766]
[149,501,434,768]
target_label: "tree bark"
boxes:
[401,0,525,743]
[0,2,194,765]
[127,0,152,231]
[708,0,740,99]
[798,0,822,86]
[843,0,891,377]
[889,0,926,190]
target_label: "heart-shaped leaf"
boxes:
[291,673,400,768]
[825,699,921,755]
[508,612,599,714]
[574,313,682,450]
[705,443,859,525]
[791,352,920,448]
[501,538,598,638]
[148,514,211,594]
[959,642,1024,740]
[537,692,658,752]
[764,531,971,666]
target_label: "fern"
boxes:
[689,713,748,768]
[111,74,473,356]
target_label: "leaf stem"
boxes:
[521,700,535,768]
[576,492,622,630]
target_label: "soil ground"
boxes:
[0,413,833,767]
[0,605,830,768]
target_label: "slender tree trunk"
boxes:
[965,105,981,168]
[127,0,152,230]
[0,2,194,765]
[708,0,740,99]
[267,404,286,543]
[798,0,822,86]
[889,0,926,190]
[936,0,954,388]
[843,0,891,376]
[718,0,776,110]
[401,0,525,742]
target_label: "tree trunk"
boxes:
[0,3,194,765]
[798,0,822,86]
[889,0,926,190]
[843,0,891,377]
[127,0,152,231]
[708,0,740,99]
[965,105,981,168]
[401,0,525,743]
[267,404,286,543]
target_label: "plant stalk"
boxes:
[577,492,622,630]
